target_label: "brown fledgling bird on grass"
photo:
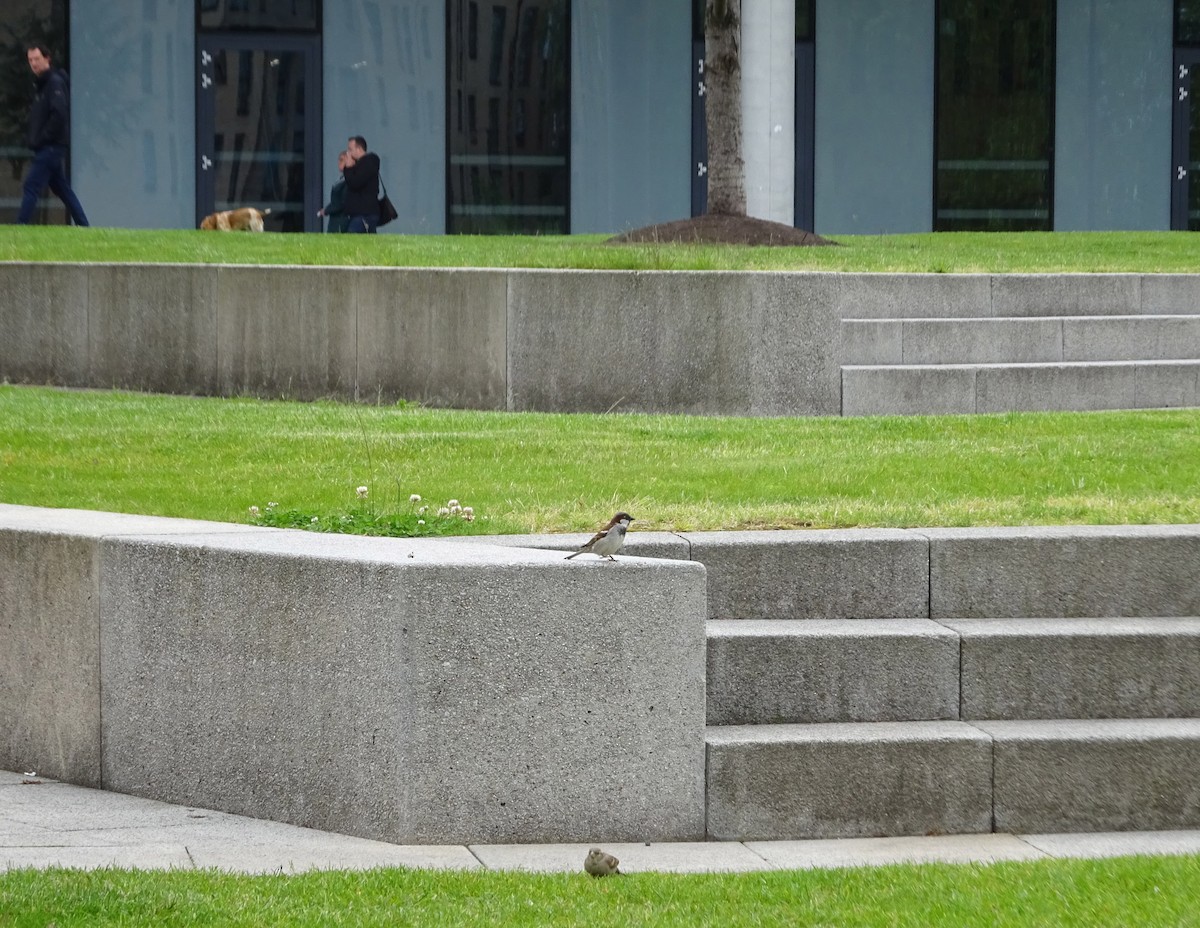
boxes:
[584,847,621,876]
[565,512,633,561]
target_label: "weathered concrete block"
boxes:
[1063,315,1200,362]
[0,504,259,787]
[355,268,507,408]
[825,274,993,320]
[216,266,357,400]
[706,619,959,725]
[975,362,1139,412]
[979,718,1200,833]
[946,618,1200,720]
[0,263,89,386]
[924,525,1200,618]
[842,365,977,416]
[98,530,706,845]
[839,320,902,364]
[506,270,755,415]
[1138,274,1200,315]
[706,721,993,840]
[506,271,843,416]
[87,264,218,394]
[901,318,1063,364]
[990,274,1141,317]
[0,528,101,786]
[1133,361,1200,408]
[685,529,928,620]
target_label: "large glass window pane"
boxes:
[935,0,1055,231]
[447,0,569,234]
[0,0,69,224]
[1179,0,1200,44]
[198,0,319,33]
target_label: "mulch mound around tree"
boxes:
[607,213,836,247]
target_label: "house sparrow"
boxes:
[584,847,621,876]
[565,512,633,560]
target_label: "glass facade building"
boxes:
[0,0,1187,233]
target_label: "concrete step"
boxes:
[841,359,1200,416]
[706,619,959,726]
[842,315,1200,366]
[705,721,994,840]
[945,617,1200,720]
[978,718,1200,834]
[706,718,1200,840]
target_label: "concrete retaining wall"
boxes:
[6,504,1200,842]
[0,504,706,845]
[6,263,1200,415]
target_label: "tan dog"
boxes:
[199,207,271,231]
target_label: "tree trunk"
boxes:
[703,0,745,216]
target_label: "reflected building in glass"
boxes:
[0,1,1191,233]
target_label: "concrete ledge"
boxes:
[842,365,977,416]
[6,265,1199,416]
[684,529,929,620]
[945,618,1200,720]
[979,719,1200,834]
[0,504,706,845]
[923,525,1200,618]
[705,721,994,840]
[706,619,959,725]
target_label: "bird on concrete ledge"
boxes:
[584,847,622,876]
[565,512,634,560]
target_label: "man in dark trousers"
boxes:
[342,135,379,233]
[18,45,89,226]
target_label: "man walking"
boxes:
[18,44,89,226]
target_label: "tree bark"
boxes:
[703,0,745,216]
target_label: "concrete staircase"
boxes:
[840,314,1200,415]
[704,613,1200,840]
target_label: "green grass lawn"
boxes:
[1,386,1197,533]
[3,225,1200,272]
[1,855,1198,928]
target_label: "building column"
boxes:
[741,0,795,224]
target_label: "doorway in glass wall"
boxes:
[934,0,1055,231]
[446,0,570,234]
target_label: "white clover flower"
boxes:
[462,506,474,517]
[438,507,450,517]
[449,505,462,515]
[267,501,278,509]
[356,486,369,499]
[410,493,422,503]
[418,519,426,526]
[447,499,459,508]
[461,512,475,522]
[248,505,260,516]
[310,516,319,523]
[419,506,428,514]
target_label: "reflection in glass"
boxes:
[206,48,308,231]
[447,0,570,234]
[0,0,68,224]
[935,0,1055,231]
[1179,0,1200,44]
[198,0,319,33]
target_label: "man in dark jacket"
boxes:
[18,45,89,226]
[342,135,379,233]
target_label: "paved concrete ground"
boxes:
[5,770,1200,875]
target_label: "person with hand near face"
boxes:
[317,149,351,233]
[341,135,380,234]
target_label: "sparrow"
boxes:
[565,512,633,560]
[584,847,621,876]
